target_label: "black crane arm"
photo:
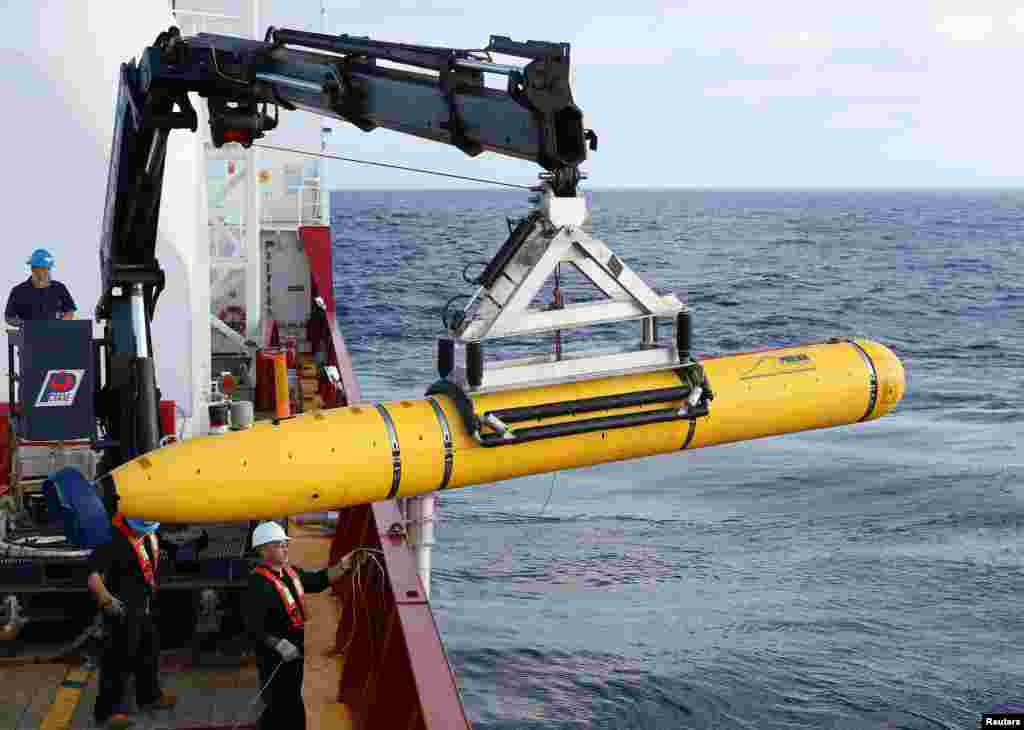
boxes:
[100,26,593,315]
[96,25,594,468]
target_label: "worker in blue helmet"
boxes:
[4,248,77,327]
[87,512,176,728]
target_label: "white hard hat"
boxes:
[251,521,290,548]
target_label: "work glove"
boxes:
[102,596,125,621]
[327,550,368,582]
[272,638,301,663]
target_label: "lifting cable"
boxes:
[253,143,532,190]
[537,471,559,518]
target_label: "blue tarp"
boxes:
[43,467,111,548]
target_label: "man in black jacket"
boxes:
[87,513,176,729]
[243,520,365,730]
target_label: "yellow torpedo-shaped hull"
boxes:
[105,339,904,522]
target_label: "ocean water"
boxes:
[330,189,1023,730]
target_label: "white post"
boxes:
[244,0,263,343]
[319,1,332,225]
[407,495,436,599]
[250,0,260,40]
[191,112,212,438]
[320,127,332,226]
[245,154,261,343]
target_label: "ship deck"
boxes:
[0,526,354,730]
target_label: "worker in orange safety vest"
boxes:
[87,514,177,729]
[243,520,366,730]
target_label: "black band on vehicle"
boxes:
[375,404,402,498]
[427,397,454,490]
[847,341,879,422]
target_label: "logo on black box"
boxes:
[34,369,85,408]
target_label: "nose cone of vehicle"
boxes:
[856,339,906,419]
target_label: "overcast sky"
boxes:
[242,0,1024,189]
[0,0,1014,409]
[6,0,1023,189]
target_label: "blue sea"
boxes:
[330,189,1023,730]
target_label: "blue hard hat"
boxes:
[27,248,55,269]
[125,518,161,534]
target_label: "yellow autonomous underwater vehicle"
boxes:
[101,187,905,523]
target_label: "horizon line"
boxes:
[326,185,1024,192]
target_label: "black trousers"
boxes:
[257,656,306,730]
[93,612,161,723]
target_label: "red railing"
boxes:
[301,225,361,407]
[295,225,469,728]
[330,502,471,730]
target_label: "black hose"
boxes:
[461,261,489,285]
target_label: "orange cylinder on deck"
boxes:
[0,404,10,487]
[255,350,277,411]
[273,352,291,418]
[158,400,176,438]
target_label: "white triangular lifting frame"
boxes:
[442,186,688,392]
[460,226,683,341]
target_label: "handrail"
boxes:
[330,502,472,730]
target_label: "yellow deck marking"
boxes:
[39,666,92,730]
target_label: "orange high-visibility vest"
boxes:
[254,565,306,629]
[112,513,159,587]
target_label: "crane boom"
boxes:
[95,25,594,470]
